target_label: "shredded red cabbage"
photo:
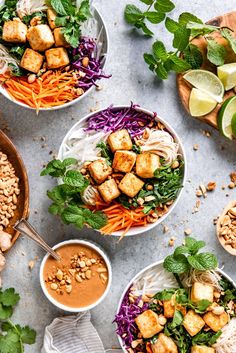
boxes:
[114,288,149,350]
[86,103,157,138]
[71,37,111,90]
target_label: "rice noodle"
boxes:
[16,0,47,18]
[61,127,109,165]
[140,129,179,165]
[213,318,236,353]
[0,44,19,74]
[181,269,223,291]
[132,265,178,297]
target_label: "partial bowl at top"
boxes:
[58,104,186,237]
[0,3,109,111]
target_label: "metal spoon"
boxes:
[14,219,61,261]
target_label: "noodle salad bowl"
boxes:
[42,103,187,238]
[115,238,236,353]
[0,1,109,111]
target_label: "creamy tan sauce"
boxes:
[43,244,108,308]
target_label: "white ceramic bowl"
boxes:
[0,6,109,111]
[58,105,187,237]
[116,260,236,353]
[40,239,112,312]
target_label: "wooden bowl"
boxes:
[0,130,29,250]
[177,11,236,129]
[216,200,236,256]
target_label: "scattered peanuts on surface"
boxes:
[0,152,20,232]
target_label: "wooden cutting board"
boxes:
[177,11,236,129]
[0,130,29,250]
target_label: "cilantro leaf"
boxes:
[0,289,20,307]
[0,305,13,320]
[17,325,36,345]
[78,0,91,20]
[207,38,227,66]
[154,289,176,300]
[0,330,21,353]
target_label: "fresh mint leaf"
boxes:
[0,289,20,307]
[47,186,66,204]
[50,0,68,15]
[178,12,202,26]
[63,170,89,190]
[165,17,179,33]
[83,209,108,229]
[171,310,183,328]
[140,0,154,4]
[186,21,217,38]
[194,299,211,313]
[144,53,157,70]
[61,206,84,227]
[40,159,65,177]
[174,245,189,256]
[155,63,168,79]
[124,4,143,25]
[173,26,191,51]
[62,158,77,168]
[183,44,203,69]
[164,254,190,274]
[187,252,218,271]
[221,28,236,53]
[207,38,227,66]
[55,16,68,27]
[48,203,63,215]
[153,40,167,60]
[136,21,153,36]
[144,11,165,24]
[154,0,175,13]
[169,55,191,72]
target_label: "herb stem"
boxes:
[173,273,184,288]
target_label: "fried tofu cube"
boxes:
[191,346,215,353]
[151,333,178,353]
[119,173,144,198]
[135,310,164,339]
[136,153,160,178]
[203,310,228,332]
[107,129,132,152]
[54,28,69,47]
[112,150,136,173]
[27,24,54,51]
[2,20,27,43]
[191,282,214,304]
[45,47,70,69]
[183,310,205,336]
[20,48,44,73]
[88,159,112,184]
[47,8,57,30]
[163,296,187,318]
[98,179,120,203]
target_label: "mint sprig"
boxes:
[41,158,107,230]
[164,237,218,274]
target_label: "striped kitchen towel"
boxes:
[41,311,105,353]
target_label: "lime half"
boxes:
[218,96,236,139]
[231,113,236,138]
[184,69,224,103]
[217,63,236,91]
[189,88,217,117]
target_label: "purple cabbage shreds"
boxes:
[71,36,111,90]
[86,103,157,138]
[113,289,149,349]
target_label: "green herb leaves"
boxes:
[192,331,222,346]
[49,0,91,48]
[41,158,107,230]
[164,237,218,274]
[124,0,174,37]
[0,288,36,353]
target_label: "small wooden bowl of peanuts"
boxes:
[0,130,29,250]
[216,200,236,256]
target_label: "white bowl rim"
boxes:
[39,239,112,312]
[115,259,236,353]
[58,104,187,237]
[0,5,109,111]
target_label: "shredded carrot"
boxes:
[0,70,80,111]
[93,201,148,238]
[146,342,153,353]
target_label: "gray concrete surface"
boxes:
[0,0,236,351]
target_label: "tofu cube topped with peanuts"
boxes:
[2,19,27,43]
[112,150,136,173]
[119,173,144,198]
[27,24,55,51]
[135,310,164,339]
[136,152,160,178]
[98,179,120,203]
[88,159,112,185]
[107,129,132,152]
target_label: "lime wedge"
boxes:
[218,96,236,139]
[183,69,224,103]
[189,88,217,117]
[217,63,236,91]
[231,113,236,138]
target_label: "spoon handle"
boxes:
[14,219,61,261]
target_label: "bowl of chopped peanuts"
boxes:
[0,130,29,249]
[216,200,236,256]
